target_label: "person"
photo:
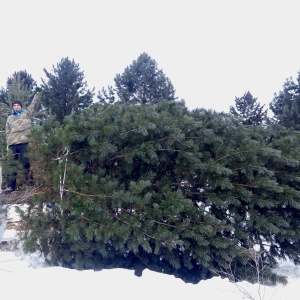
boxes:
[2,91,41,194]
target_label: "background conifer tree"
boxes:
[270,73,300,129]
[6,70,37,96]
[41,57,94,123]
[98,52,177,105]
[229,91,268,125]
[6,73,34,105]
[0,70,37,108]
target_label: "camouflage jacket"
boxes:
[6,93,41,146]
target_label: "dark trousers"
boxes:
[7,143,31,190]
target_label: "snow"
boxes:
[1,205,300,300]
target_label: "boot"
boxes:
[2,187,15,194]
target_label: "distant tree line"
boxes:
[2,52,300,285]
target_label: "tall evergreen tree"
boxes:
[98,52,176,105]
[270,73,300,130]
[0,70,37,108]
[41,57,94,123]
[6,70,37,94]
[6,73,34,106]
[229,91,268,125]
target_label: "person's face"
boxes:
[13,104,21,110]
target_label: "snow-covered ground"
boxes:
[1,204,300,300]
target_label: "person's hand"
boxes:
[35,86,42,93]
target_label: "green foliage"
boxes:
[229,91,268,125]
[6,70,37,103]
[17,101,300,284]
[6,70,37,90]
[6,73,34,107]
[98,52,176,105]
[41,57,95,123]
[270,73,300,129]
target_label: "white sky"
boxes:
[1,204,300,299]
[1,0,300,112]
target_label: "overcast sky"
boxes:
[1,0,300,112]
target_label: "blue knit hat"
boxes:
[12,100,23,107]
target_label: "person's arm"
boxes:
[27,92,42,117]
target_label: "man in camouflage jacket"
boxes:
[2,91,41,194]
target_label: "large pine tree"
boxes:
[19,101,300,284]
[98,52,177,105]
[41,57,94,123]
